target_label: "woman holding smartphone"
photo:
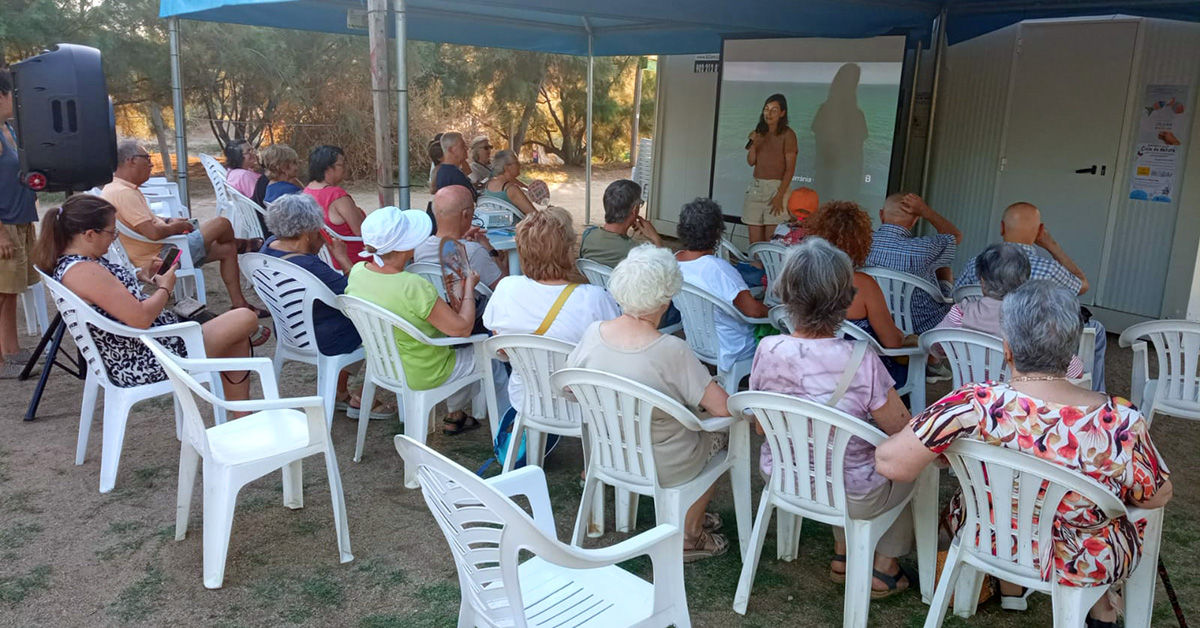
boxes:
[32,195,266,402]
[745,94,798,244]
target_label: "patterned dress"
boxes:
[912,383,1170,586]
[54,255,188,388]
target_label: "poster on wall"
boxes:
[1129,84,1190,203]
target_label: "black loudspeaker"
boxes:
[11,44,117,192]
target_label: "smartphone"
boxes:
[187,218,200,232]
[156,245,181,275]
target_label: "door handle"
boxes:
[1075,165,1097,175]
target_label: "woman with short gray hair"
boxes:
[878,280,1173,625]
[483,149,537,216]
[750,237,917,597]
[933,244,1084,378]
[261,194,393,419]
[567,244,739,562]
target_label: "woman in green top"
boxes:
[345,206,508,435]
[483,150,538,216]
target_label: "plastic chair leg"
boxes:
[776,512,798,561]
[201,465,240,589]
[322,446,354,564]
[525,430,545,468]
[573,475,602,544]
[923,544,964,628]
[316,362,340,430]
[501,418,526,473]
[402,400,430,489]
[842,520,876,628]
[952,563,985,618]
[1123,510,1163,628]
[456,603,478,628]
[282,459,304,509]
[616,489,638,533]
[730,451,754,561]
[732,491,774,614]
[1051,584,1107,628]
[353,379,378,463]
[98,394,133,493]
[176,441,201,540]
[76,377,99,465]
[913,467,940,604]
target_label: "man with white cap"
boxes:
[345,206,509,435]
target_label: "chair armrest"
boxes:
[225,396,327,438]
[877,345,926,359]
[486,467,556,539]
[142,321,207,362]
[165,355,281,398]
[695,415,740,432]
[737,314,771,326]
[424,332,491,347]
[554,524,681,568]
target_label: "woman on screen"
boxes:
[812,63,868,205]
[744,94,797,244]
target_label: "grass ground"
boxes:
[3,180,1197,627]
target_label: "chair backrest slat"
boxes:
[673,281,739,367]
[861,267,944,336]
[1121,320,1200,413]
[244,253,341,359]
[198,153,232,206]
[920,328,1008,387]
[748,242,787,303]
[575,258,613,290]
[140,338,215,458]
[336,295,420,389]
[485,335,580,433]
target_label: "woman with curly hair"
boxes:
[804,200,905,352]
[674,197,768,376]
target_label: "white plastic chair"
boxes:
[224,185,265,242]
[475,194,525,221]
[114,219,207,305]
[673,281,769,394]
[39,270,219,493]
[952,284,983,303]
[142,339,353,589]
[141,186,188,219]
[925,439,1163,628]
[839,321,928,413]
[406,261,494,300]
[317,225,365,270]
[337,295,501,488]
[727,392,937,623]
[919,328,1009,388]
[103,236,137,274]
[718,237,750,265]
[861,267,951,335]
[575,258,613,289]
[550,368,753,560]
[748,242,787,306]
[199,153,233,213]
[242,252,365,426]
[1118,319,1200,424]
[394,434,691,628]
[19,281,49,336]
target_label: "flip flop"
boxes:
[443,415,482,436]
[870,566,915,599]
[249,325,272,347]
[238,304,271,319]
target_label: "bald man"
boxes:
[865,192,963,334]
[955,202,1106,391]
[413,185,506,290]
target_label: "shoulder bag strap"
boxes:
[533,283,579,336]
[826,340,869,407]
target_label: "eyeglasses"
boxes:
[132,154,152,162]
[94,228,118,238]
[482,145,493,150]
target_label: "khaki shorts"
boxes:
[0,223,37,294]
[743,178,785,226]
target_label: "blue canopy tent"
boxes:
[158,0,1200,217]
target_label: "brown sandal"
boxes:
[683,530,729,563]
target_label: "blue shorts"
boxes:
[186,230,207,266]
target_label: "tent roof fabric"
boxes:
[160,0,1200,53]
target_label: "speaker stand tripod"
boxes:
[19,308,85,422]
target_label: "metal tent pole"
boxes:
[583,17,594,226]
[395,0,410,209]
[168,17,189,206]
[919,8,948,196]
[367,0,394,207]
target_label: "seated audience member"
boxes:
[103,140,266,318]
[955,201,1107,391]
[35,195,265,401]
[434,132,478,201]
[303,145,367,270]
[753,237,915,596]
[579,179,661,267]
[567,244,736,561]
[805,200,909,384]
[346,207,508,435]
[674,197,768,374]
[483,150,538,216]
[259,194,394,419]
[225,140,266,205]
[935,243,1084,379]
[865,193,962,334]
[427,134,444,195]
[467,135,493,187]
[484,207,620,413]
[877,281,1173,626]
[261,144,304,204]
[415,186,507,291]
[771,186,819,246]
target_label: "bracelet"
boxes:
[155,286,170,294]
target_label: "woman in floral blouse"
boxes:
[876,280,1172,628]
